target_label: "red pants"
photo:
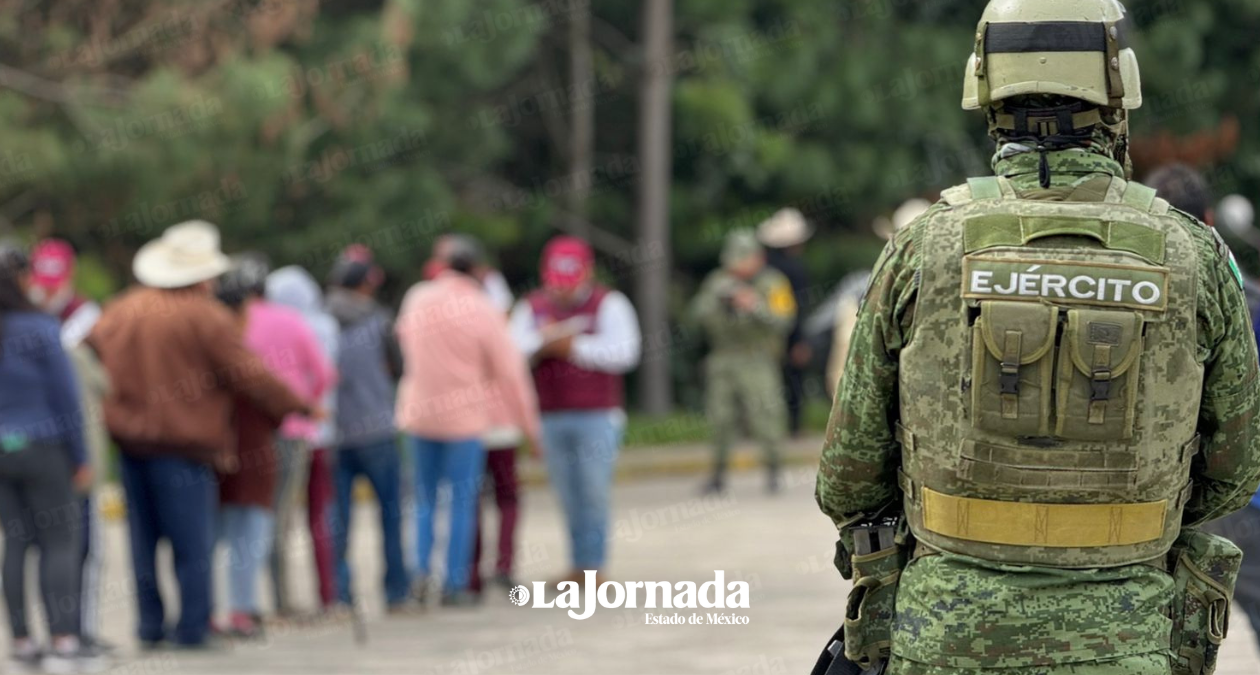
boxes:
[307,448,336,607]
[469,448,520,592]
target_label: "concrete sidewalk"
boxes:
[521,434,823,486]
[100,436,825,521]
[58,465,1260,674]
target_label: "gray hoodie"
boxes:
[325,286,401,447]
[268,267,341,448]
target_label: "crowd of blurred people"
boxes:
[10,159,1260,671]
[0,220,651,672]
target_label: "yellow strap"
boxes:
[922,488,1167,548]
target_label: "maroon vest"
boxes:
[527,286,624,412]
[58,295,87,324]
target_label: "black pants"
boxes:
[1203,506,1260,654]
[783,362,806,436]
[0,444,81,639]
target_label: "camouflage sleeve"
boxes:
[815,215,925,529]
[689,273,725,335]
[1185,223,1260,526]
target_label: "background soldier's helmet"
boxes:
[962,0,1142,111]
[721,229,763,269]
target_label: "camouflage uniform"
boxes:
[817,149,1260,674]
[693,245,797,483]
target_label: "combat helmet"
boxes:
[962,0,1141,112]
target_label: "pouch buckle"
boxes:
[1090,368,1113,402]
[999,362,1020,395]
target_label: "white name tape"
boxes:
[962,257,1170,311]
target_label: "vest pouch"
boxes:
[842,542,907,670]
[971,301,1057,436]
[1055,308,1144,441]
[1170,529,1242,675]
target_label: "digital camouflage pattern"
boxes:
[901,156,1202,568]
[1169,530,1243,675]
[889,652,1172,675]
[692,263,796,473]
[817,147,1260,673]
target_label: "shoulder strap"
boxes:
[1120,182,1158,212]
[967,176,1004,201]
[941,184,972,207]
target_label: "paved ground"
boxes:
[10,449,1260,674]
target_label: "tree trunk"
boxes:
[634,0,674,416]
[566,3,594,240]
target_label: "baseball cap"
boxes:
[540,236,594,290]
[29,239,76,291]
[330,244,383,288]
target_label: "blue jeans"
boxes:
[542,411,622,570]
[119,454,215,645]
[217,506,274,615]
[409,436,486,594]
[331,438,408,605]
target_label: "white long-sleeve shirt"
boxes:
[509,289,642,376]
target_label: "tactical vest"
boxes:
[898,175,1202,568]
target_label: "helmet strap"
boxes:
[990,101,1102,188]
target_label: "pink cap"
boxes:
[540,236,593,290]
[30,239,75,291]
[341,243,373,263]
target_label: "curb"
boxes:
[99,436,824,522]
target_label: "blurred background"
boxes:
[4,0,1258,420]
[4,2,1260,673]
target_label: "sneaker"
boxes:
[79,636,117,654]
[170,639,225,653]
[9,643,41,674]
[41,644,109,674]
[409,575,433,606]
[223,612,264,639]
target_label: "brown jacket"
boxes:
[88,286,308,466]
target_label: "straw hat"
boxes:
[132,220,232,289]
[873,198,932,240]
[756,208,813,248]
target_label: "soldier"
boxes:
[694,230,796,495]
[816,2,1260,674]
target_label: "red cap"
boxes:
[30,239,75,291]
[540,236,593,290]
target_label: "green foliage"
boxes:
[3,0,1258,410]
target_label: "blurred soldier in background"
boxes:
[817,2,1260,674]
[825,199,930,397]
[757,209,813,437]
[693,230,796,495]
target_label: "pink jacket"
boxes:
[243,300,338,442]
[394,273,541,444]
